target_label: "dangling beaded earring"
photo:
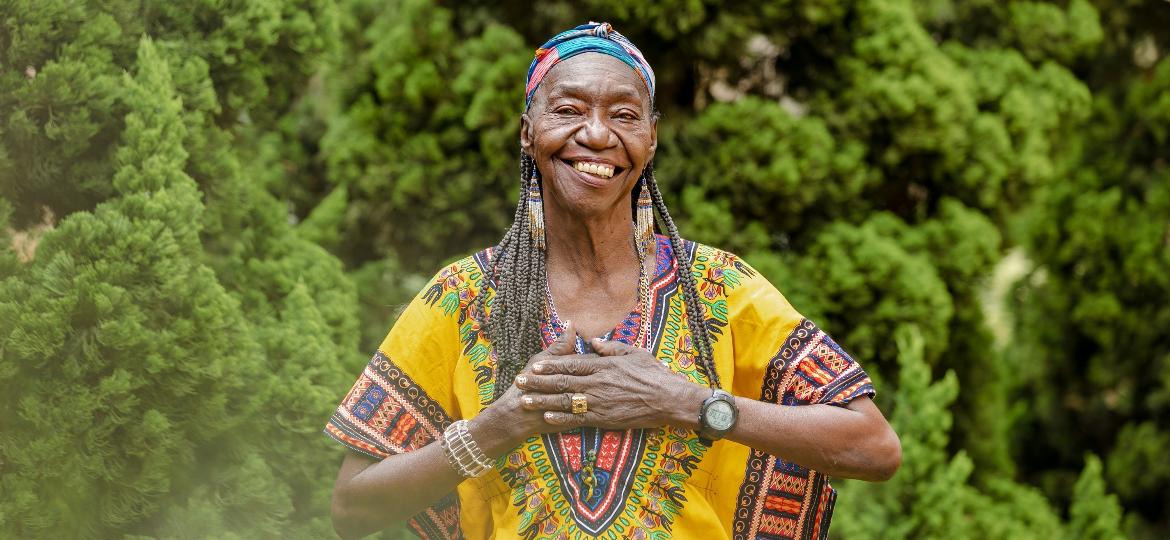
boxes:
[635,175,655,260]
[527,172,546,251]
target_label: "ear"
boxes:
[520,113,535,156]
[648,114,658,161]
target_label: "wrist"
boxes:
[667,382,709,431]
[467,406,522,459]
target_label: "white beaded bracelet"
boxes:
[441,419,493,478]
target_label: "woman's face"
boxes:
[521,53,657,220]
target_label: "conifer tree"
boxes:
[0,38,285,538]
[1,22,358,538]
[0,0,337,226]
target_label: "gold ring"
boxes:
[570,393,588,414]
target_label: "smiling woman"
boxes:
[325,22,900,540]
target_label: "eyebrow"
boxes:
[545,81,645,104]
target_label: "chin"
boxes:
[547,175,635,219]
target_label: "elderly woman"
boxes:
[326,22,900,540]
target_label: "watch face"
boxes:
[706,401,736,431]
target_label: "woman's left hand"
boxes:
[514,337,706,430]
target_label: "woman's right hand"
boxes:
[468,321,591,458]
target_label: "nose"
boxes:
[574,111,616,150]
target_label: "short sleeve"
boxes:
[324,267,465,460]
[323,262,475,539]
[772,319,876,407]
[725,257,875,408]
[721,251,876,540]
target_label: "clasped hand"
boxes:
[510,321,700,431]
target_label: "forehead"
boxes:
[536,53,651,107]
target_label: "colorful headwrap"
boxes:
[525,22,655,110]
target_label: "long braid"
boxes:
[644,164,722,389]
[483,153,550,401]
[474,156,528,349]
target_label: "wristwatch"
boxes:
[698,389,738,442]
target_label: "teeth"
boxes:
[573,161,614,179]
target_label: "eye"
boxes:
[553,105,581,116]
[614,109,640,121]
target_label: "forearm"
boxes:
[332,410,524,539]
[669,385,900,481]
[331,441,462,539]
[732,397,899,480]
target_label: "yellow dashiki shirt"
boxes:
[325,235,875,540]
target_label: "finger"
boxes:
[545,320,578,356]
[515,373,580,393]
[519,392,574,412]
[543,411,596,428]
[532,355,602,376]
[590,337,634,357]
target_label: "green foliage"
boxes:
[1010,39,1170,539]
[1,0,1160,537]
[789,216,955,377]
[0,38,278,536]
[0,0,337,227]
[303,0,531,271]
[658,97,873,254]
[1,7,355,538]
[833,327,1069,539]
[1071,454,1126,540]
[0,197,19,277]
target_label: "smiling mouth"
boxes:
[564,159,622,180]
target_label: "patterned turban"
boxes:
[525,21,655,110]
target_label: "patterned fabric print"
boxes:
[492,236,759,539]
[525,22,655,109]
[690,246,757,340]
[422,250,496,406]
[324,351,462,540]
[645,237,700,385]
[731,319,875,540]
[542,428,647,536]
[325,236,831,540]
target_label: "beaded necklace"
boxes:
[543,232,653,351]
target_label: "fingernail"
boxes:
[523,396,533,405]
[516,375,527,385]
[544,412,556,421]
[533,363,546,373]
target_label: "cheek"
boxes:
[532,125,576,158]
[619,129,654,161]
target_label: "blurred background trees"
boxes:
[0,0,1165,538]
